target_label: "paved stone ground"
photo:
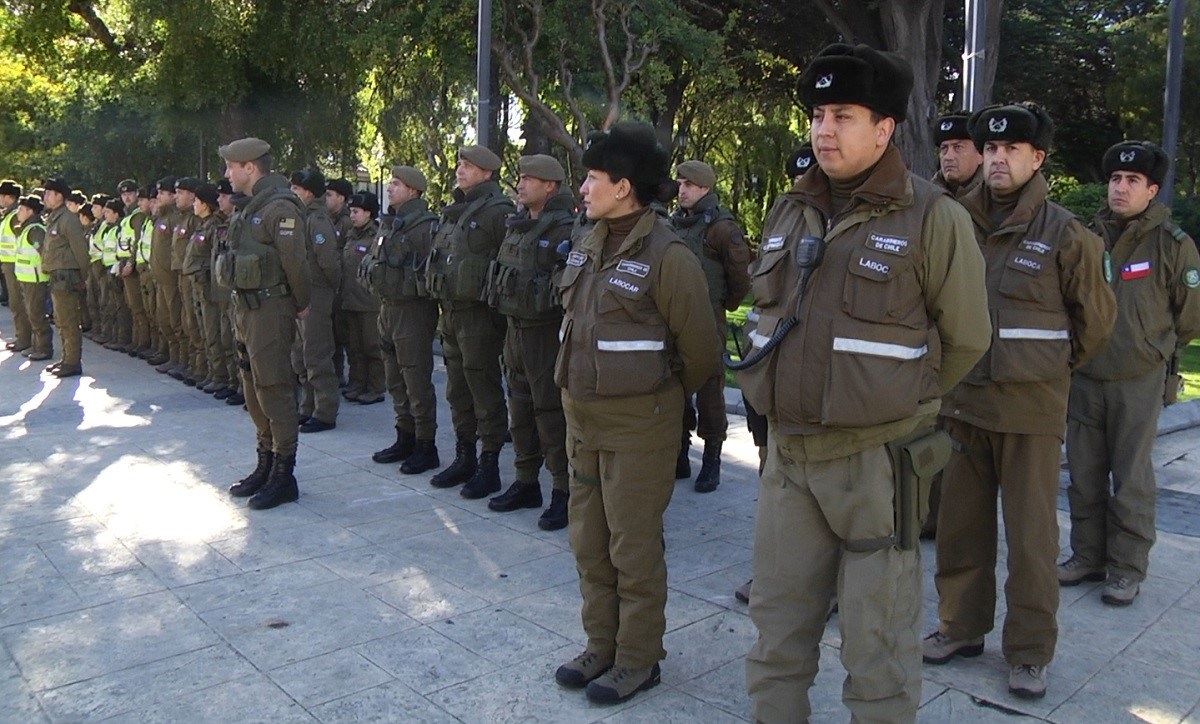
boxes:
[2,316,1200,722]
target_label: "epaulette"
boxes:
[1167,221,1189,244]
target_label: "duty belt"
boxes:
[232,282,291,308]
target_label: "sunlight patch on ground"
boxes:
[0,374,61,435]
[73,379,151,431]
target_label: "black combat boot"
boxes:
[488,481,542,512]
[461,451,501,499]
[538,489,569,531]
[401,439,440,475]
[430,435,476,488]
[372,428,415,464]
[693,440,723,493]
[675,440,692,480]
[248,454,299,510]
[229,448,274,497]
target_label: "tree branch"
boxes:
[67,0,121,55]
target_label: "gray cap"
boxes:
[218,137,271,163]
[458,145,502,172]
[391,165,427,192]
[675,160,716,188]
[518,154,565,182]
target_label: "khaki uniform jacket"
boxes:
[340,220,380,312]
[233,174,311,311]
[41,205,89,273]
[1080,201,1200,380]
[150,206,179,274]
[305,199,342,293]
[556,208,722,450]
[944,172,1116,437]
[932,166,984,200]
[738,146,991,462]
[171,208,197,271]
[330,206,353,250]
[183,212,220,276]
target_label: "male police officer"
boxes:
[426,145,515,497]
[485,154,575,530]
[932,111,985,199]
[925,103,1116,700]
[40,177,91,378]
[219,137,311,510]
[150,176,181,370]
[738,45,991,722]
[670,160,751,492]
[1059,141,1200,606]
[0,180,29,351]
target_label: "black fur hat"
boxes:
[933,112,972,145]
[582,122,676,202]
[1102,141,1170,187]
[968,102,1055,153]
[798,44,913,122]
[785,145,816,178]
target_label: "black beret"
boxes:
[290,168,326,196]
[1102,141,1170,187]
[216,178,233,195]
[175,177,200,193]
[798,43,913,122]
[195,183,219,209]
[968,102,1054,152]
[326,178,354,199]
[786,145,816,178]
[117,178,138,193]
[349,191,380,216]
[68,189,87,204]
[103,198,124,215]
[582,121,672,190]
[137,185,154,199]
[78,205,95,221]
[43,177,72,196]
[90,193,111,206]
[157,176,177,194]
[18,195,42,214]
[0,179,22,197]
[933,112,972,145]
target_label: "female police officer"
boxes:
[552,122,720,703]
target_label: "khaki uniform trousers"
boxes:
[747,433,921,724]
[1066,367,1164,582]
[683,315,728,442]
[50,287,83,367]
[439,302,508,452]
[20,282,51,355]
[341,309,384,397]
[179,273,205,376]
[102,273,131,345]
[85,262,104,333]
[191,275,224,383]
[217,299,239,389]
[122,272,149,351]
[504,320,568,491]
[2,262,32,347]
[379,299,439,439]
[294,285,340,422]
[935,418,1060,666]
[564,390,681,671]
[154,268,183,363]
[138,267,159,354]
[234,297,300,457]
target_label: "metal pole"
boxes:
[476,0,493,148]
[962,0,987,111]
[1160,0,1187,205]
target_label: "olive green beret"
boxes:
[458,145,502,172]
[218,137,272,163]
[391,165,427,192]
[518,154,565,182]
[675,160,716,188]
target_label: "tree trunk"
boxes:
[880,0,945,179]
[981,0,1004,106]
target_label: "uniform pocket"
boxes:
[998,252,1052,304]
[233,253,262,289]
[989,307,1071,382]
[593,322,670,397]
[843,250,918,327]
[749,250,790,309]
[821,317,927,427]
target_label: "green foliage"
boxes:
[1048,179,1107,221]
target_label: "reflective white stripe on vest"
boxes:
[832,337,927,360]
[997,328,1070,340]
[596,339,665,352]
[748,330,771,348]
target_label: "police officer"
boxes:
[219,137,311,510]
[99,199,132,352]
[174,178,203,385]
[40,177,91,378]
[290,168,342,433]
[739,45,991,722]
[925,103,1117,700]
[365,166,442,474]
[116,179,151,358]
[83,195,108,343]
[185,183,226,394]
[670,160,751,492]
[426,145,515,497]
[338,191,385,405]
[209,179,240,400]
[932,111,984,198]
[484,154,575,530]
[150,176,181,370]
[327,177,355,388]
[552,122,720,703]
[1059,141,1200,605]
[0,180,29,352]
[12,195,51,361]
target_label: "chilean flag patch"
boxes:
[1120,260,1152,281]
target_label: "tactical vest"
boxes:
[214,188,300,294]
[136,216,153,267]
[363,209,438,301]
[88,222,106,263]
[739,178,944,432]
[487,208,573,321]
[0,209,19,263]
[555,215,679,401]
[426,192,513,303]
[100,223,121,267]
[116,211,144,261]
[671,205,736,308]
[13,222,46,283]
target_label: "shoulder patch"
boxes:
[314,233,326,245]
[867,233,909,256]
[616,260,651,278]
[566,250,587,267]
[761,235,785,252]
[1019,239,1053,255]
[278,217,294,229]
[1184,267,1200,289]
